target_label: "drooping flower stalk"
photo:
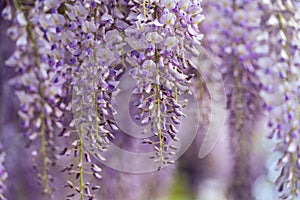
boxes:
[202,0,264,199]
[124,0,205,168]
[3,0,68,194]
[257,0,300,198]
[0,142,7,200]
[56,0,123,198]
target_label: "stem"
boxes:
[229,1,250,197]
[174,85,178,102]
[13,0,50,193]
[79,124,84,200]
[142,0,146,18]
[234,56,247,186]
[118,0,122,10]
[154,46,164,161]
[40,111,50,194]
[93,91,99,140]
[78,101,85,200]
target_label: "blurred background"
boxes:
[0,2,282,200]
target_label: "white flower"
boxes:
[145,32,164,44]
[16,35,28,47]
[44,0,61,9]
[280,49,289,61]
[266,14,279,26]
[97,48,114,63]
[52,14,66,26]
[36,14,54,29]
[82,21,97,33]
[16,12,27,26]
[233,9,247,24]
[142,60,156,70]
[164,36,179,48]
[160,0,179,9]
[160,13,176,25]
[16,91,35,106]
[218,0,232,11]
[105,30,122,43]
[237,44,248,56]
[125,37,147,50]
[74,4,88,19]
[61,30,76,45]
[177,1,192,11]
[1,5,12,20]
[19,71,39,89]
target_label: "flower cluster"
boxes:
[3,0,67,194]
[257,0,300,198]
[124,0,205,167]
[2,0,206,198]
[41,0,123,198]
[202,0,264,199]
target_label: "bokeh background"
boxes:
[0,1,288,200]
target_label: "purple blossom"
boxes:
[202,0,265,199]
[256,1,300,199]
[123,0,205,168]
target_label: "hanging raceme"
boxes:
[4,0,67,194]
[257,0,300,199]
[123,0,204,168]
[202,0,265,199]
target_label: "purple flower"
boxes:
[123,0,205,168]
[256,1,300,199]
[202,0,265,199]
